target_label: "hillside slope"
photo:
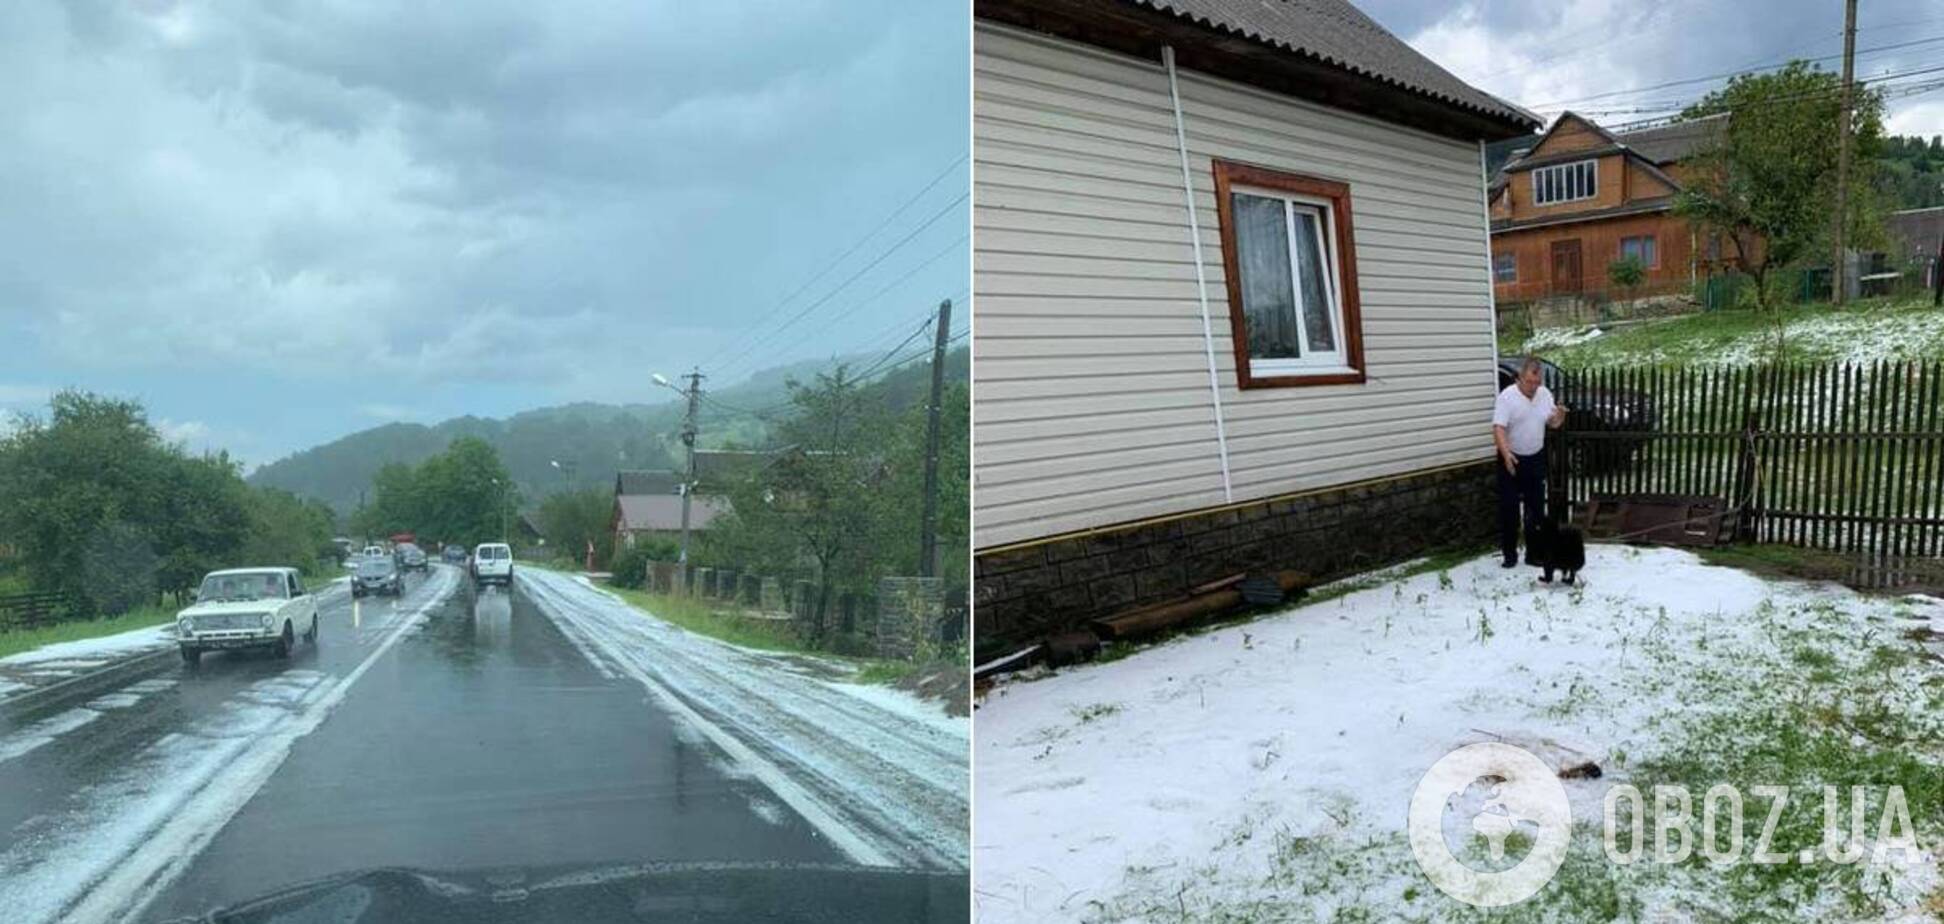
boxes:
[250,348,967,512]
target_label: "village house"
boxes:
[1488,111,1751,305]
[971,0,1541,652]
[609,450,771,549]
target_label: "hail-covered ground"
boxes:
[973,547,1944,922]
[1509,297,1944,368]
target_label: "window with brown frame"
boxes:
[1211,159,1364,388]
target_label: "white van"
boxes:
[471,542,513,588]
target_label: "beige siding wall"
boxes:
[974,24,1500,549]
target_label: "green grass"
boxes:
[603,584,814,655]
[600,584,940,688]
[0,604,175,660]
[1507,297,1944,368]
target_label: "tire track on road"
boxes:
[519,569,968,871]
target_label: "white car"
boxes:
[471,542,513,589]
[176,567,319,664]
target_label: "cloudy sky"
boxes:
[1376,0,1944,137]
[1,0,968,467]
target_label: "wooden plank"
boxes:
[1922,362,1943,560]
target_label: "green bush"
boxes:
[607,538,678,589]
[1607,255,1645,291]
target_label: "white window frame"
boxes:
[1531,159,1598,206]
[1229,183,1351,377]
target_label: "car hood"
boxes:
[179,599,282,618]
[155,861,967,924]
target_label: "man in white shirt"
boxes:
[1492,357,1568,567]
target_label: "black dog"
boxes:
[1525,517,1585,586]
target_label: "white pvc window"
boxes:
[1531,160,1598,206]
[1228,186,1348,375]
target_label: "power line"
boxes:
[1527,35,1944,110]
[853,317,937,382]
[717,232,968,381]
[697,154,968,371]
[710,190,968,378]
[1589,70,1944,132]
[857,328,966,387]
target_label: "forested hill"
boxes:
[249,347,968,514]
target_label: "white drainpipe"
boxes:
[1164,45,1233,503]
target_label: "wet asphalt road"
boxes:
[0,565,880,923]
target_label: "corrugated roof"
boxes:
[615,469,681,496]
[693,449,781,484]
[1616,114,1727,165]
[615,494,731,533]
[1129,0,1537,127]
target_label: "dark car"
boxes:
[442,544,467,564]
[1496,356,1656,473]
[352,556,404,597]
[398,542,429,571]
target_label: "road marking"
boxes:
[520,571,895,867]
[0,707,101,766]
[61,567,461,924]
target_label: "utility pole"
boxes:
[1832,0,1858,306]
[917,299,952,578]
[677,367,704,564]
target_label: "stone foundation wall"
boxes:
[973,460,1498,654]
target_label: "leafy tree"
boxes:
[0,391,330,613]
[350,436,516,549]
[239,487,338,578]
[1607,255,1645,294]
[1674,61,1887,331]
[1879,134,1944,210]
[702,366,885,643]
[152,452,254,600]
[0,392,178,612]
[867,381,969,589]
[537,487,615,568]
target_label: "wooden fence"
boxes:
[0,590,74,632]
[1551,361,1944,568]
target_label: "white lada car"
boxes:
[176,567,319,664]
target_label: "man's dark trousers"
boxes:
[1498,451,1547,564]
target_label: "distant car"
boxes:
[397,543,429,571]
[1496,356,1657,473]
[471,542,513,589]
[442,544,466,564]
[352,556,404,598]
[361,544,387,559]
[177,567,319,664]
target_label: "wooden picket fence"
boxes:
[1551,361,1944,572]
[0,590,75,632]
